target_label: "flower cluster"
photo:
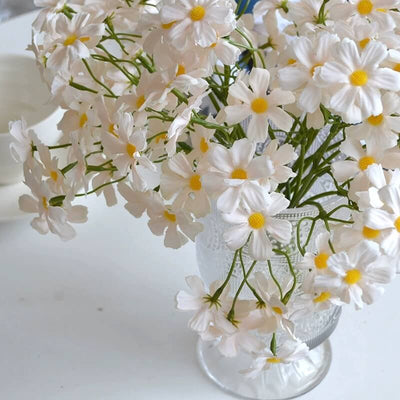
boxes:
[9,0,400,378]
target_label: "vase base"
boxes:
[197,338,332,400]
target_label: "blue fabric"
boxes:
[235,0,260,14]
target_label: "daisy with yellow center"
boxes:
[101,113,154,192]
[319,40,400,124]
[224,68,295,142]
[331,138,388,183]
[160,0,236,49]
[223,190,291,261]
[315,241,395,309]
[278,32,339,114]
[345,92,400,150]
[244,340,309,378]
[47,13,105,71]
[299,232,333,285]
[206,138,273,214]
[160,153,210,218]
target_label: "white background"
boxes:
[0,12,399,400]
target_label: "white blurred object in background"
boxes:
[0,0,37,22]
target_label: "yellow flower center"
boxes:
[108,124,118,137]
[314,253,330,270]
[395,217,400,232]
[42,197,48,210]
[189,174,202,191]
[359,38,371,49]
[200,137,209,153]
[248,213,265,230]
[136,95,146,109]
[190,5,206,21]
[357,0,373,15]
[155,133,167,144]
[79,113,88,128]
[367,114,383,126]
[358,156,376,171]
[251,97,269,114]
[50,171,58,182]
[176,64,186,76]
[231,168,248,180]
[80,36,90,43]
[393,63,400,72]
[64,34,77,46]
[162,21,176,30]
[272,306,283,315]
[310,63,323,77]
[362,226,380,239]
[164,210,177,223]
[267,357,282,364]
[126,143,137,158]
[350,70,369,86]
[313,291,331,303]
[344,269,362,285]
[209,42,217,48]
[287,58,296,65]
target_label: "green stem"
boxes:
[267,260,283,301]
[273,249,297,305]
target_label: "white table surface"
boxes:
[1,12,399,400]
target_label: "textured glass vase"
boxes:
[195,200,342,400]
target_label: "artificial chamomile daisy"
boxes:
[224,68,295,142]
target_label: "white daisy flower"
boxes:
[318,39,400,123]
[216,302,264,358]
[160,152,211,218]
[253,0,288,18]
[346,92,400,150]
[160,0,236,49]
[46,13,105,71]
[147,192,203,249]
[176,275,235,334]
[19,166,87,240]
[334,20,400,52]
[315,241,395,309]
[118,182,155,219]
[242,340,310,380]
[286,0,335,34]
[223,191,292,261]
[224,68,295,142]
[334,211,383,251]
[33,0,84,32]
[198,34,241,67]
[364,184,400,265]
[251,272,296,336]
[9,118,35,165]
[66,134,91,194]
[204,138,273,214]
[330,0,400,31]
[118,71,169,128]
[355,164,400,210]
[166,89,209,156]
[331,138,400,183]
[101,113,156,192]
[259,140,297,191]
[298,232,335,291]
[57,101,96,136]
[278,32,340,113]
[35,141,66,194]
[189,122,216,165]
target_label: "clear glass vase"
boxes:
[195,200,342,400]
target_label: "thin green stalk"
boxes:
[273,249,297,305]
[267,260,283,301]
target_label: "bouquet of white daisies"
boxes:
[9,0,400,377]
